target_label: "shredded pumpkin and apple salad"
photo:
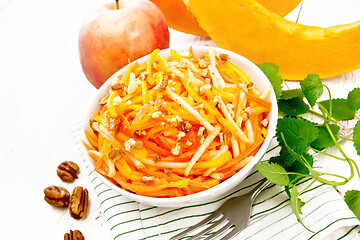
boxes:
[82,48,272,197]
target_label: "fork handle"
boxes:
[250,179,271,201]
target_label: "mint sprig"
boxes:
[256,63,360,230]
[300,74,323,107]
[344,190,360,220]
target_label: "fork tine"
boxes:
[187,215,227,240]
[169,209,223,240]
[218,227,240,240]
[203,222,233,240]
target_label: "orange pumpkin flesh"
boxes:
[185,0,360,80]
[150,0,301,36]
[150,0,207,36]
[259,0,302,17]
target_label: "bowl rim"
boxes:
[82,45,278,206]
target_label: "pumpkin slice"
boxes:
[150,0,301,36]
[260,0,302,17]
[184,0,360,80]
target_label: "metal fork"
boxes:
[169,179,271,240]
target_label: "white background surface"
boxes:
[0,0,359,239]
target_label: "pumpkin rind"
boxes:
[150,0,301,37]
[185,0,360,80]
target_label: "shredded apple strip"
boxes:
[83,48,272,197]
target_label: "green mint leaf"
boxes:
[290,185,310,231]
[288,153,314,184]
[310,124,340,151]
[319,98,355,121]
[300,74,323,107]
[279,143,302,167]
[257,62,282,99]
[269,155,283,165]
[276,117,319,154]
[281,89,304,100]
[344,190,360,220]
[353,121,360,155]
[256,162,290,186]
[278,97,309,116]
[289,153,314,175]
[347,88,360,110]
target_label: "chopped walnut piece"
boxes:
[261,118,269,127]
[69,187,88,220]
[219,53,229,62]
[57,161,80,182]
[153,99,166,110]
[157,76,169,91]
[181,121,192,132]
[125,137,144,151]
[108,118,121,134]
[197,127,208,144]
[124,138,136,152]
[141,175,155,183]
[177,131,186,138]
[244,107,254,116]
[226,103,235,119]
[198,58,210,68]
[151,111,164,119]
[139,71,148,81]
[111,82,124,91]
[167,116,182,127]
[133,138,144,149]
[108,148,121,160]
[171,142,182,156]
[153,153,161,162]
[44,186,70,208]
[134,129,147,137]
[64,230,85,240]
[223,130,232,145]
[247,82,254,91]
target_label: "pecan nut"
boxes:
[64,230,85,240]
[57,161,80,182]
[69,186,88,219]
[44,186,70,207]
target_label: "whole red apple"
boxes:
[79,0,170,89]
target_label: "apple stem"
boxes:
[115,0,119,9]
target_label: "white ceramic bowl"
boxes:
[82,46,278,207]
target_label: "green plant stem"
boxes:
[349,159,360,181]
[313,170,349,181]
[308,109,337,123]
[317,103,332,123]
[338,135,353,141]
[317,176,348,186]
[298,179,316,196]
[323,84,333,118]
[325,123,349,160]
[308,147,346,161]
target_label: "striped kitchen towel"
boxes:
[72,122,359,240]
